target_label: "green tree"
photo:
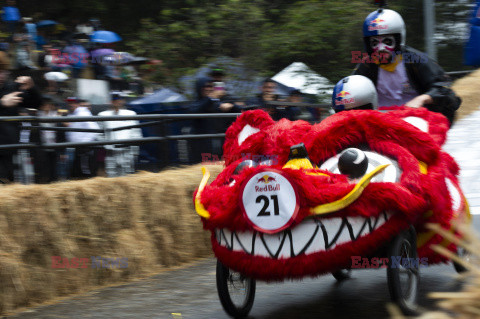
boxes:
[128,0,266,84]
[259,0,372,81]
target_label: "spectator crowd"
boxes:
[0,0,312,185]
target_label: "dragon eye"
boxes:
[338,148,369,179]
[320,149,402,182]
[233,160,257,175]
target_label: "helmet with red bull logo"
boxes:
[363,8,406,54]
[332,75,378,113]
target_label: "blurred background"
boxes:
[15,0,476,90]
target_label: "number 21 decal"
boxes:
[256,195,279,216]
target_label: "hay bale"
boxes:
[0,163,223,314]
[452,68,480,120]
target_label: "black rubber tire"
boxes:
[387,227,420,316]
[453,246,471,273]
[216,260,256,318]
[332,268,352,281]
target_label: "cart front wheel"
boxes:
[216,260,256,318]
[387,227,420,316]
[332,268,351,281]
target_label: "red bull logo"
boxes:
[371,18,385,24]
[255,174,280,192]
[368,18,388,31]
[257,175,277,184]
[336,91,351,98]
[335,91,356,106]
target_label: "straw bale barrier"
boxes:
[451,68,480,120]
[0,163,223,314]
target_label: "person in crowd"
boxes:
[0,34,9,52]
[12,33,36,71]
[13,108,35,184]
[190,77,239,163]
[0,51,41,183]
[2,0,20,35]
[247,78,279,112]
[75,21,94,35]
[276,89,302,121]
[353,8,461,125]
[22,17,36,44]
[207,68,246,130]
[208,67,226,82]
[35,96,66,183]
[247,79,299,120]
[63,40,88,78]
[98,94,142,177]
[35,29,47,50]
[65,97,100,178]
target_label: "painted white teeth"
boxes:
[234,232,253,254]
[221,229,233,249]
[290,219,319,255]
[347,217,367,239]
[259,233,287,258]
[215,213,393,259]
[322,218,351,247]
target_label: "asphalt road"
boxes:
[9,111,480,319]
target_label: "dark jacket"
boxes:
[191,77,241,134]
[0,82,42,145]
[247,94,299,121]
[353,46,461,124]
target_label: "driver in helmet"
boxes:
[332,75,378,113]
[353,8,461,125]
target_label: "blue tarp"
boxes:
[128,89,192,166]
[129,88,188,113]
[465,0,480,66]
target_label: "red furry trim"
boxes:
[223,110,275,166]
[305,110,441,165]
[385,106,450,146]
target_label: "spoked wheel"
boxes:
[387,227,420,316]
[453,246,472,273]
[332,268,351,282]
[216,260,256,318]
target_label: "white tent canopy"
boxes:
[272,62,333,96]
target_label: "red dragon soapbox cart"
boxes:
[194,108,471,317]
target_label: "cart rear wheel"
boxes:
[332,268,351,281]
[216,260,256,318]
[387,227,420,316]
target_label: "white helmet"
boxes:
[363,9,406,52]
[332,75,378,112]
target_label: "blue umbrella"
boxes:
[36,20,58,28]
[90,30,122,43]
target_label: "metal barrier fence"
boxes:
[0,101,332,151]
[0,113,243,151]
